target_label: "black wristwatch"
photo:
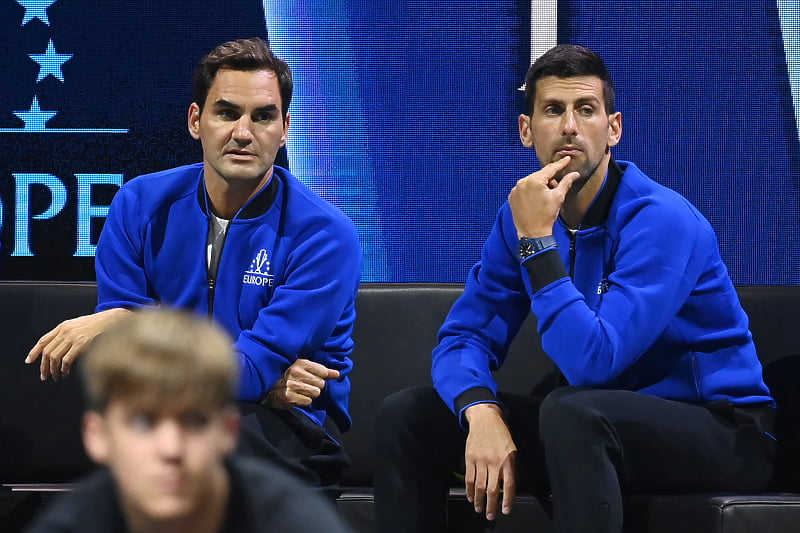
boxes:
[518,235,557,261]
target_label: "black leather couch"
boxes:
[1,281,800,532]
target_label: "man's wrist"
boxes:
[464,402,503,424]
[260,390,274,407]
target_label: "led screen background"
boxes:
[0,0,798,284]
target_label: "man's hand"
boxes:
[508,156,580,238]
[25,308,132,381]
[464,403,517,521]
[263,359,340,409]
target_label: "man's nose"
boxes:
[232,116,254,142]
[155,420,184,457]
[561,110,578,136]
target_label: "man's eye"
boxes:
[254,112,274,123]
[219,109,238,120]
[544,107,561,116]
[181,412,210,430]
[578,106,594,116]
[129,413,154,431]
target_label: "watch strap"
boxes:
[518,235,557,261]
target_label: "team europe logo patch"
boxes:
[597,279,611,295]
[243,249,274,287]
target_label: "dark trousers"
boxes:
[373,386,776,533]
[235,402,350,488]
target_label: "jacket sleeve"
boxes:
[233,215,362,424]
[94,186,157,311]
[524,197,712,387]
[432,206,531,425]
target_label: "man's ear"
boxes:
[188,103,201,140]
[518,114,534,148]
[82,411,110,465]
[280,113,291,148]
[607,111,622,148]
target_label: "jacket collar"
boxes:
[575,158,623,230]
[196,168,281,220]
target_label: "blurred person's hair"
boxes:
[81,308,239,414]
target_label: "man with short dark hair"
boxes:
[26,37,362,487]
[373,44,776,533]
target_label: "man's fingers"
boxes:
[291,358,340,381]
[547,154,571,168]
[485,456,517,520]
[49,355,62,381]
[25,347,42,365]
[46,351,62,381]
[464,460,476,503]
[288,369,326,389]
[556,171,581,194]
[473,465,487,514]
[26,329,58,364]
[284,390,314,406]
[518,156,572,186]
[501,458,516,516]
[40,339,69,381]
[39,355,51,381]
[539,155,572,180]
[268,360,341,409]
[277,388,313,407]
[291,360,340,386]
[60,346,82,376]
[287,378,323,400]
[484,467,502,521]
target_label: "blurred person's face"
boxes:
[83,401,239,526]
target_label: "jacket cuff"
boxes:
[522,248,568,293]
[454,387,499,429]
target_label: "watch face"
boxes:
[519,240,535,259]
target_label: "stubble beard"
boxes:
[552,150,605,186]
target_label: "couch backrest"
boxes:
[341,284,800,486]
[1,282,799,487]
[0,282,97,483]
[341,283,548,485]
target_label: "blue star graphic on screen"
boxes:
[29,39,72,82]
[16,0,58,26]
[13,97,57,131]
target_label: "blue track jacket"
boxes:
[95,163,362,431]
[433,160,773,425]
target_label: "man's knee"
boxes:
[376,386,441,422]
[374,387,443,444]
[539,386,615,442]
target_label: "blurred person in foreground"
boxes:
[25,309,353,533]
